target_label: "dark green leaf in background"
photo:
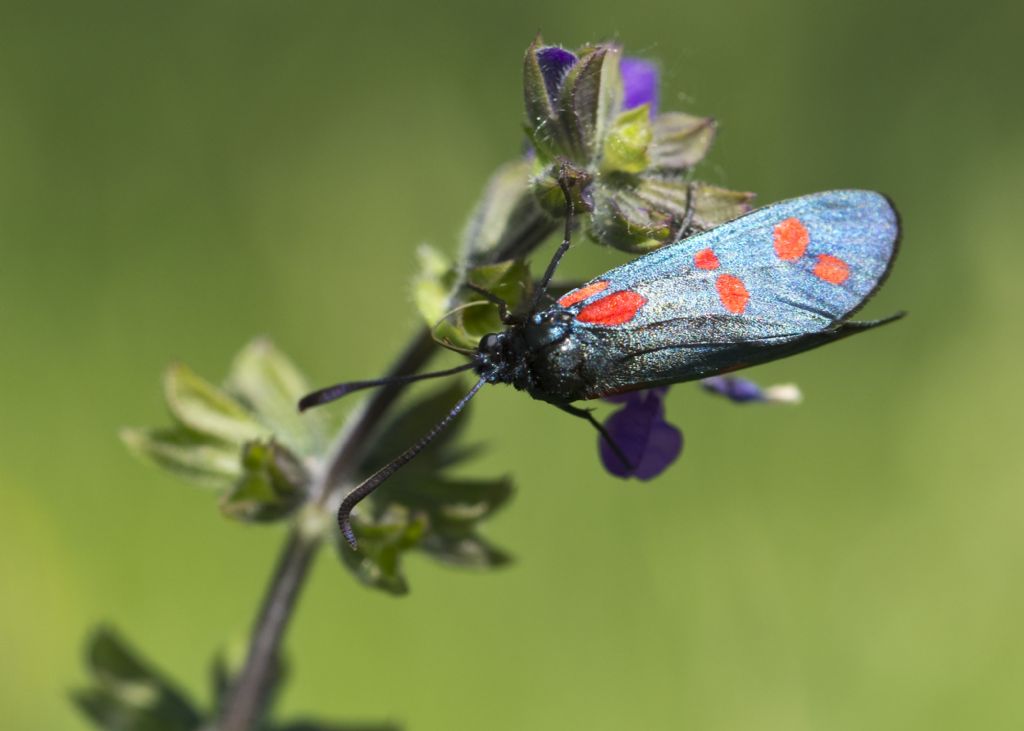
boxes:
[339,506,428,596]
[220,440,310,522]
[73,628,202,731]
[274,721,401,731]
[340,380,515,592]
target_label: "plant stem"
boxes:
[216,203,556,731]
[314,330,439,506]
[216,331,437,731]
[216,528,320,731]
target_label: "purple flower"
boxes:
[535,46,578,109]
[701,376,802,404]
[600,387,682,480]
[597,377,799,480]
[531,45,659,117]
[619,57,659,114]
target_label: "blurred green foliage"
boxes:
[2,1,1023,730]
[74,627,398,731]
[121,335,510,598]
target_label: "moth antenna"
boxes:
[436,299,493,321]
[424,299,498,356]
[338,377,488,549]
[298,362,475,411]
[428,334,476,356]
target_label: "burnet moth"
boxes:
[300,186,902,549]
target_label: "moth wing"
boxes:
[560,189,899,337]
[554,190,901,395]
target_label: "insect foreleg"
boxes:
[463,282,512,323]
[556,402,633,472]
[532,161,589,306]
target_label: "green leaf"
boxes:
[557,45,609,160]
[412,245,456,329]
[464,260,532,330]
[338,505,427,595]
[522,36,562,158]
[120,427,241,490]
[419,531,512,569]
[586,175,750,252]
[587,183,674,253]
[594,44,624,157]
[690,183,756,230]
[209,651,233,715]
[528,158,595,218]
[601,104,653,174]
[220,440,310,522]
[387,477,513,569]
[227,338,326,456]
[459,159,548,265]
[73,627,202,731]
[650,112,716,170]
[338,380,514,593]
[384,477,513,522]
[164,363,266,445]
[430,260,532,352]
[275,721,401,731]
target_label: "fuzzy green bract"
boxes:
[120,339,325,519]
[523,36,754,253]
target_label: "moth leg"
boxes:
[533,161,589,305]
[677,181,698,239]
[463,282,512,323]
[555,403,633,472]
[544,279,586,296]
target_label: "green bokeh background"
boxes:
[3,1,1023,729]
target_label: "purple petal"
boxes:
[620,57,659,114]
[600,389,682,480]
[535,46,578,108]
[701,376,801,404]
[702,375,765,403]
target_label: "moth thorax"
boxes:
[524,309,573,350]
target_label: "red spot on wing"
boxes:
[813,254,850,284]
[576,290,647,326]
[716,274,749,314]
[558,280,610,307]
[773,217,809,261]
[694,248,719,270]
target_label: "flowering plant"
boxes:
[522,39,754,253]
[75,38,800,731]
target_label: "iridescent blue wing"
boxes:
[553,190,901,398]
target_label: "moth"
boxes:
[301,189,902,548]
